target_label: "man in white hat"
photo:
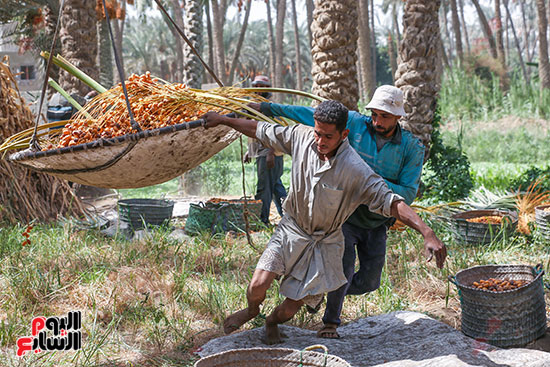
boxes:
[249,85,426,339]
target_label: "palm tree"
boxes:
[310,0,359,110]
[274,0,286,101]
[96,2,115,88]
[183,0,204,88]
[503,0,529,82]
[536,0,550,90]
[381,0,402,45]
[440,0,453,65]
[58,0,98,95]
[305,0,314,46]
[265,0,276,82]
[281,21,312,91]
[358,0,374,101]
[471,0,498,60]
[387,33,397,82]
[495,0,506,67]
[227,0,252,85]
[449,0,463,64]
[123,16,176,78]
[210,0,228,83]
[519,0,534,63]
[290,0,303,91]
[167,0,185,82]
[394,0,441,149]
[458,0,470,55]
[111,0,127,83]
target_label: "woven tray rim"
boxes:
[451,209,518,223]
[9,118,212,162]
[453,264,542,294]
[194,347,351,367]
[118,198,175,208]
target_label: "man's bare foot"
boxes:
[223,309,256,335]
[263,323,282,345]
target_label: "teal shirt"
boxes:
[261,102,425,229]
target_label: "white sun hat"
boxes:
[365,85,406,117]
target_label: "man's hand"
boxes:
[423,232,447,269]
[248,102,261,112]
[390,200,447,269]
[266,150,275,169]
[201,111,226,128]
[200,111,259,138]
[243,151,251,163]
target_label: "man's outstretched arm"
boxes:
[201,111,258,138]
[390,200,447,268]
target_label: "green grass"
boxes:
[439,66,550,121]
[452,129,550,164]
[470,162,532,191]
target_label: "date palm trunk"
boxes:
[59,0,98,95]
[184,0,204,88]
[274,0,286,101]
[357,0,375,100]
[395,0,442,150]
[495,0,506,67]
[536,0,550,90]
[450,0,463,64]
[311,0,359,110]
[228,0,252,85]
[291,0,303,91]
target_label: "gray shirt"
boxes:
[255,122,402,300]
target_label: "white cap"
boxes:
[365,85,406,117]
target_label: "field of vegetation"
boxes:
[1,71,550,366]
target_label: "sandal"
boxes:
[316,323,341,339]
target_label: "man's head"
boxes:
[313,100,349,157]
[366,85,405,138]
[251,75,272,99]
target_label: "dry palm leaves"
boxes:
[0,56,84,224]
[515,179,550,234]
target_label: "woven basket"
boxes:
[450,264,547,348]
[194,345,350,367]
[185,202,227,235]
[118,198,174,230]
[185,198,262,235]
[535,204,550,240]
[451,209,517,245]
[210,198,262,232]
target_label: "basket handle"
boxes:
[447,275,458,286]
[534,263,544,276]
[301,344,328,366]
[303,344,328,353]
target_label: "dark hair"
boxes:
[313,100,348,132]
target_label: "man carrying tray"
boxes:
[200,100,447,344]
